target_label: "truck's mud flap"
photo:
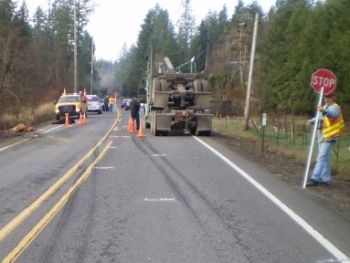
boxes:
[195,114,212,136]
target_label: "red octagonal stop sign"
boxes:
[310,68,337,95]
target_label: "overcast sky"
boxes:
[21,0,276,61]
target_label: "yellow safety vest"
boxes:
[109,97,116,104]
[322,103,345,141]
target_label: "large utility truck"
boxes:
[145,53,212,136]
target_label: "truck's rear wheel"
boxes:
[151,112,158,136]
[151,127,160,136]
[196,130,211,136]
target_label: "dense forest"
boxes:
[115,0,350,116]
[0,0,349,126]
[0,0,95,118]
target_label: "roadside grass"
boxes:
[212,116,350,180]
[0,103,55,130]
[32,103,55,125]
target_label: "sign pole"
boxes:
[261,113,267,157]
[302,86,324,189]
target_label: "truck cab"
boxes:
[55,93,87,120]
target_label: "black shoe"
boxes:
[306,179,320,187]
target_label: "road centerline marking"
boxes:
[150,153,167,157]
[0,110,121,243]
[94,166,115,170]
[143,198,176,202]
[2,141,113,263]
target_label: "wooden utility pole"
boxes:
[238,22,245,87]
[73,0,78,93]
[90,42,94,94]
[243,12,259,130]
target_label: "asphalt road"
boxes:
[0,109,349,263]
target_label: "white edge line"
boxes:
[0,138,30,152]
[41,125,64,134]
[193,136,348,261]
[0,125,64,152]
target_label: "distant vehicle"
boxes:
[55,93,87,120]
[87,95,102,114]
[121,98,132,110]
[140,103,145,112]
[145,53,212,136]
[99,99,106,111]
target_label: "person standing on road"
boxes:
[104,96,109,112]
[307,93,345,187]
[109,95,116,112]
[129,94,140,130]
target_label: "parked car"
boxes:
[87,95,103,114]
[55,93,87,120]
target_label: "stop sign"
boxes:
[310,68,337,95]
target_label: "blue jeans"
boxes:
[311,140,336,183]
[131,111,140,130]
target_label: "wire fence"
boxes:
[213,115,350,176]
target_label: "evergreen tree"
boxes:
[190,20,209,72]
[48,0,93,89]
[115,5,179,96]
[0,0,33,111]
[257,0,312,114]
[177,0,196,61]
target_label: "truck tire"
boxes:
[151,112,158,136]
[196,130,211,136]
[151,127,160,136]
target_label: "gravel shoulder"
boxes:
[212,132,350,220]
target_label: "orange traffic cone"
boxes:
[78,113,84,125]
[64,113,70,126]
[83,112,88,124]
[128,118,132,132]
[129,118,135,134]
[128,118,133,132]
[138,120,146,138]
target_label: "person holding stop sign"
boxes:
[307,93,345,187]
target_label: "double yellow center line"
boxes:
[0,110,121,262]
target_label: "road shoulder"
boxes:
[210,133,350,220]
